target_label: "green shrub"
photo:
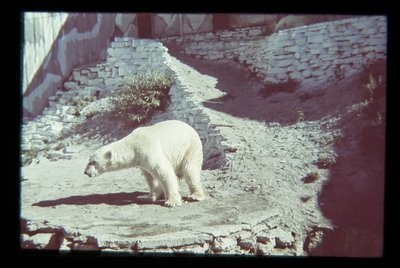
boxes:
[71,95,97,111]
[302,172,320,183]
[110,70,174,126]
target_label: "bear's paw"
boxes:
[164,194,182,207]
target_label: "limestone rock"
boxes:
[135,231,212,250]
[80,97,113,117]
[22,233,56,249]
[212,236,238,252]
[63,81,79,91]
[270,228,295,248]
[59,238,72,252]
[237,236,257,251]
[256,243,275,255]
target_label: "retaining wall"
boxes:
[22,37,229,169]
[163,16,387,89]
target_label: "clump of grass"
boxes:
[302,172,320,184]
[53,142,66,151]
[364,73,384,100]
[360,59,386,100]
[110,70,174,126]
[300,196,312,202]
[296,111,305,122]
[71,95,97,111]
[316,151,337,169]
[21,148,46,166]
[334,64,346,80]
[347,100,370,117]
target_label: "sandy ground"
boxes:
[20,47,385,256]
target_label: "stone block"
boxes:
[310,48,324,55]
[118,65,137,77]
[256,243,275,255]
[256,231,276,245]
[108,47,135,58]
[78,75,88,85]
[249,28,262,36]
[87,72,98,80]
[296,62,309,71]
[42,108,55,116]
[212,236,238,252]
[48,100,58,108]
[277,59,294,67]
[23,233,55,249]
[135,231,212,250]
[302,69,312,78]
[283,46,299,53]
[59,97,72,105]
[114,61,128,67]
[72,70,81,81]
[63,81,79,91]
[86,78,105,86]
[361,27,377,35]
[48,121,64,133]
[111,41,126,48]
[48,96,59,102]
[288,71,302,80]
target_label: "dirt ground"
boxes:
[20,47,385,256]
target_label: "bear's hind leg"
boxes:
[141,169,164,202]
[183,164,205,201]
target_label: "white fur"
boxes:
[84,120,205,207]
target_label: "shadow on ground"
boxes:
[311,62,386,257]
[164,42,373,126]
[32,191,159,207]
[32,191,201,208]
[165,41,387,257]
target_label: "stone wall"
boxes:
[23,13,116,117]
[163,16,387,89]
[22,37,229,169]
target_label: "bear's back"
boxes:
[132,120,201,151]
[132,120,203,168]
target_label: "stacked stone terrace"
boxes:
[21,37,230,168]
[164,16,386,89]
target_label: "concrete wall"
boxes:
[164,16,387,89]
[23,13,68,94]
[23,13,116,117]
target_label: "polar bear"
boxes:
[84,120,205,207]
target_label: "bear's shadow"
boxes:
[32,191,165,207]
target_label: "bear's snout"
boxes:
[84,165,96,177]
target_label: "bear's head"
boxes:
[84,148,113,177]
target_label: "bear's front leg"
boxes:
[141,169,164,202]
[155,167,182,207]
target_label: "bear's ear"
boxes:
[104,151,112,160]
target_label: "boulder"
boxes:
[63,81,79,91]
[80,97,113,117]
[22,233,56,249]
